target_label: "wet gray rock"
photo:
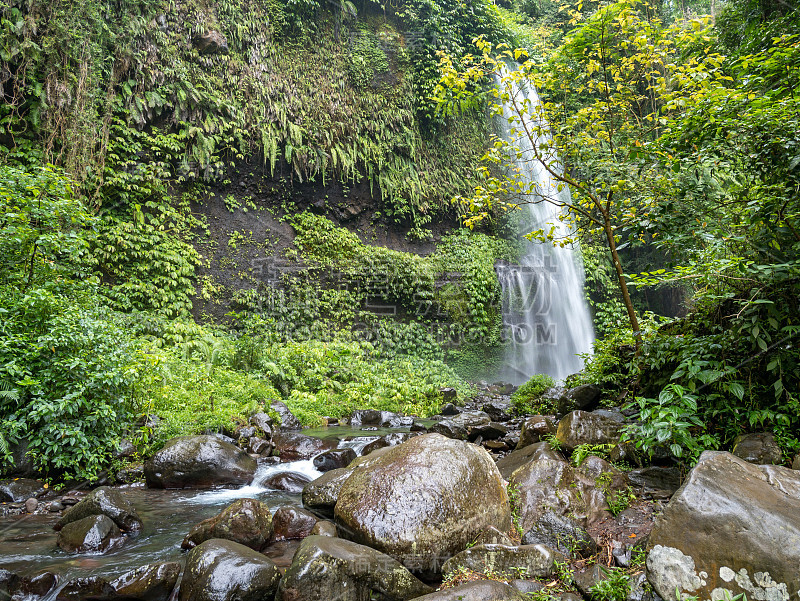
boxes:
[55,577,115,601]
[193,30,228,55]
[313,448,357,472]
[182,498,273,550]
[522,510,597,558]
[55,486,142,532]
[732,432,783,465]
[272,432,336,461]
[471,422,508,440]
[248,436,272,455]
[179,539,281,601]
[115,464,144,484]
[264,471,311,493]
[276,535,432,601]
[414,581,527,600]
[516,415,558,449]
[334,433,511,576]
[646,451,800,601]
[302,468,352,518]
[24,497,38,513]
[555,411,623,452]
[430,411,492,440]
[271,400,302,430]
[593,409,626,423]
[496,441,564,480]
[236,426,257,440]
[508,458,613,530]
[115,439,137,459]
[510,580,545,595]
[482,399,512,421]
[144,435,257,489]
[0,478,46,502]
[627,466,682,498]
[57,515,124,554]
[271,505,318,541]
[249,412,273,437]
[440,403,461,415]
[442,544,564,578]
[557,384,601,414]
[110,562,181,601]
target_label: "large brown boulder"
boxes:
[646,451,800,601]
[276,535,432,601]
[497,441,562,479]
[179,539,281,601]
[110,562,180,601]
[144,436,256,489]
[334,434,511,576]
[182,499,273,550]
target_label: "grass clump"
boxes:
[511,374,556,415]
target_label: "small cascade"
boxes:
[495,67,595,383]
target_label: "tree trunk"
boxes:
[602,210,642,349]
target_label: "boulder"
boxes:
[646,451,800,601]
[732,432,783,465]
[414,581,528,600]
[24,497,38,513]
[57,515,124,554]
[627,466,683,498]
[555,411,622,452]
[271,506,318,541]
[144,436,256,489]
[361,432,416,456]
[334,433,511,576]
[110,562,181,601]
[272,432,336,462]
[516,416,558,450]
[522,511,597,557]
[8,572,58,600]
[313,448,357,472]
[440,403,460,415]
[55,486,142,532]
[430,411,492,440]
[310,520,338,537]
[250,412,274,436]
[179,539,281,601]
[497,441,563,480]
[302,468,352,518]
[508,458,611,530]
[471,422,508,440]
[248,437,272,455]
[276,535,432,601]
[0,478,46,502]
[481,399,512,422]
[557,384,601,414]
[55,577,115,601]
[193,30,228,55]
[182,498,273,550]
[264,472,311,493]
[442,544,564,579]
[271,400,302,430]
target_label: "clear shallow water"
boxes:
[0,425,412,583]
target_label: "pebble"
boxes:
[24,498,38,513]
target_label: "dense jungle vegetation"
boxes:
[0,0,798,480]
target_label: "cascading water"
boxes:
[495,68,595,384]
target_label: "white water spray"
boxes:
[495,68,595,383]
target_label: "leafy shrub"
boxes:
[510,373,556,414]
[589,568,630,601]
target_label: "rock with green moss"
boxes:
[55,486,142,532]
[334,433,511,576]
[414,581,528,600]
[181,499,273,550]
[276,535,432,601]
[555,411,622,452]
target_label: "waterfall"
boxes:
[495,68,595,384]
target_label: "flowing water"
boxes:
[495,68,595,384]
[0,425,409,591]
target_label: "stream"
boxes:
[0,425,408,584]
